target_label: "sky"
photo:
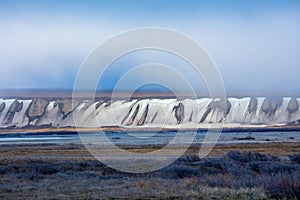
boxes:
[0,0,300,96]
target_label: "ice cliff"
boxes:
[0,97,300,129]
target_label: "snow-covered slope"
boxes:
[0,97,299,129]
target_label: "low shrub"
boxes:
[177,154,201,163]
[1,151,299,199]
[264,173,300,199]
[22,163,59,175]
[225,151,278,163]
[163,165,200,179]
[289,153,300,164]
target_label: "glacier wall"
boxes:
[0,97,300,129]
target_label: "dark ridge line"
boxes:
[126,104,140,126]
[188,111,193,122]
[261,97,283,116]
[151,112,158,123]
[0,102,5,114]
[121,103,135,125]
[25,98,49,123]
[137,104,149,126]
[3,100,23,124]
[288,97,299,114]
[248,98,258,113]
[173,102,185,124]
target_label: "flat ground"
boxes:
[0,142,299,159]
[0,142,299,199]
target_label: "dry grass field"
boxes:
[0,142,299,199]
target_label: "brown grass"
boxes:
[0,142,298,161]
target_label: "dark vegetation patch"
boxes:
[289,153,300,164]
[233,136,256,140]
[0,151,299,199]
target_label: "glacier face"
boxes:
[0,97,300,129]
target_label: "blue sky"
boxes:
[0,0,300,95]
